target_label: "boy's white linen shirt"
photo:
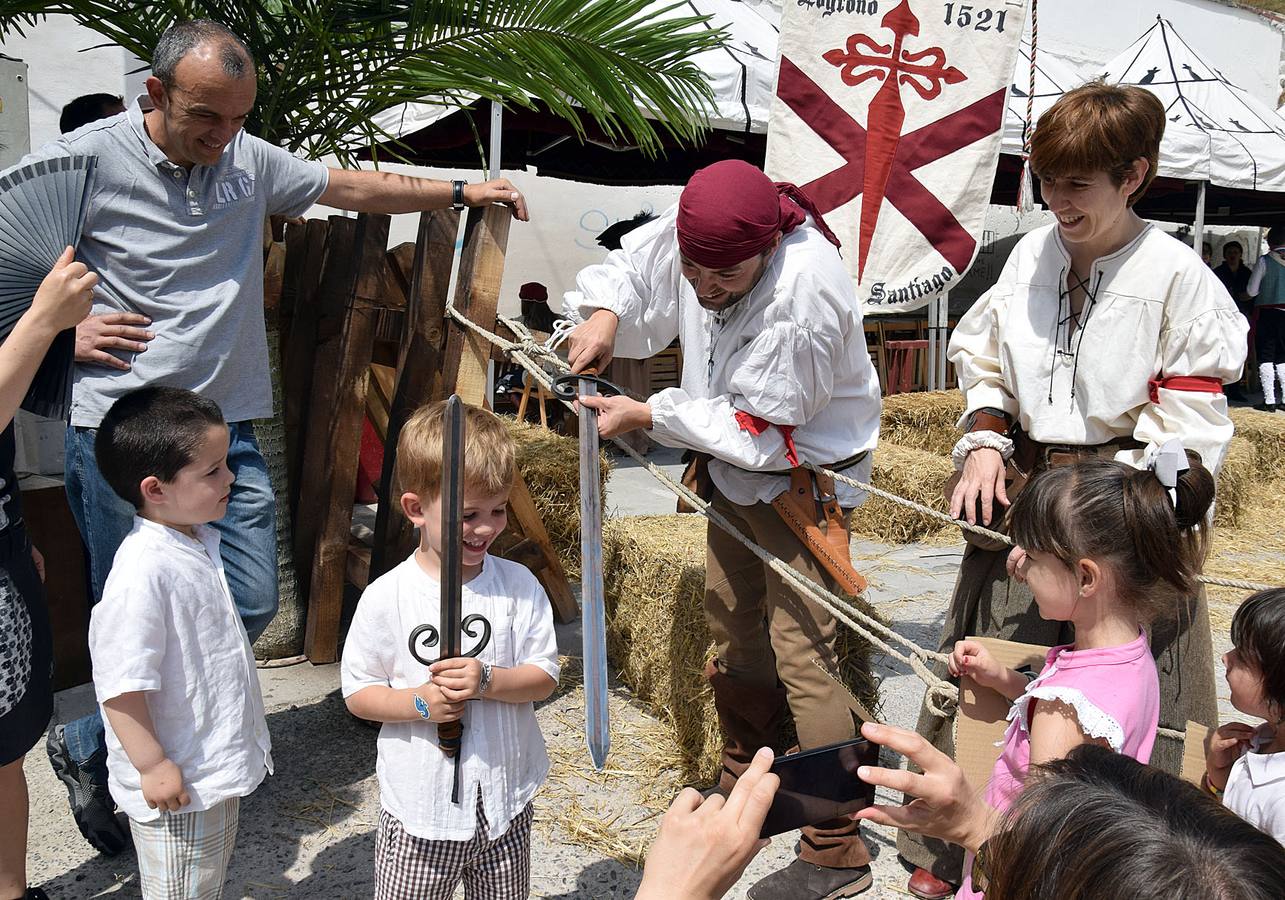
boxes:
[1224,724,1285,845]
[89,517,272,823]
[948,224,1247,473]
[562,206,881,508]
[340,554,559,841]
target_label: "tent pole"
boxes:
[488,100,503,180]
[927,297,938,390]
[1193,180,1206,259]
[937,292,949,391]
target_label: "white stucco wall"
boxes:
[0,15,146,151]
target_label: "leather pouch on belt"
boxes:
[771,468,868,596]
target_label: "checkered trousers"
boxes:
[374,788,534,900]
[128,796,240,900]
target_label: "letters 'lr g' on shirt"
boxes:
[89,517,272,823]
[12,97,330,428]
[340,554,560,842]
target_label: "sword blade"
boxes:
[441,395,465,661]
[578,380,610,769]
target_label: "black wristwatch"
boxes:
[452,180,466,211]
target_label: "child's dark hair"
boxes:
[1006,453,1215,622]
[1230,589,1285,718]
[96,387,226,508]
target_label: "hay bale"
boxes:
[603,514,882,783]
[1214,436,1256,529]
[851,444,957,544]
[505,418,610,579]
[1229,408,1285,480]
[879,391,964,456]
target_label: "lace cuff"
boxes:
[951,431,1015,471]
[1008,685,1125,751]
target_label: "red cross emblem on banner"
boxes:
[777,0,1005,282]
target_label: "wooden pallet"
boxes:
[281,210,578,664]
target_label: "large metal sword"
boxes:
[579,377,611,769]
[408,395,492,804]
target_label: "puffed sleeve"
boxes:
[561,209,681,360]
[340,579,398,698]
[649,319,837,469]
[947,284,1019,426]
[1116,269,1247,474]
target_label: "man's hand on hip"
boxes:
[75,313,154,371]
[578,394,651,438]
[567,309,619,373]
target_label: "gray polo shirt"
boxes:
[14,98,329,427]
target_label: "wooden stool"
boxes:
[516,371,555,427]
[885,339,930,394]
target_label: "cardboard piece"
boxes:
[954,636,1049,795]
[1181,719,1216,787]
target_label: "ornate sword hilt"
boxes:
[407,614,494,666]
[550,372,630,402]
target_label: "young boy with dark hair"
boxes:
[341,401,558,900]
[88,386,270,899]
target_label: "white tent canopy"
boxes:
[1000,39,1086,159]
[1001,17,1285,194]
[1102,16,1285,192]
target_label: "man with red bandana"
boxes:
[565,160,881,899]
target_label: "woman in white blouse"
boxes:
[897,82,1248,900]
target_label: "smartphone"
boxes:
[759,737,880,839]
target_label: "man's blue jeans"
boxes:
[60,421,279,769]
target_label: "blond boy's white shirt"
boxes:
[89,517,272,822]
[340,553,559,841]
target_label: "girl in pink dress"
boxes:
[951,446,1216,897]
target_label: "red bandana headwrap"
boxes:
[676,160,841,268]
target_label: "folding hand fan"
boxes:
[0,154,97,420]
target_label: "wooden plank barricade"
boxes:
[276,209,578,664]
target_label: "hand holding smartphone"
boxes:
[758,737,880,838]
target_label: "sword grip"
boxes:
[438,719,463,758]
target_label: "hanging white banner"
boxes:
[765,0,1026,314]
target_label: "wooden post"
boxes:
[434,205,511,404]
[369,210,460,580]
[292,217,357,594]
[304,213,392,663]
[283,218,331,519]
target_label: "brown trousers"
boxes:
[896,541,1219,882]
[704,489,871,869]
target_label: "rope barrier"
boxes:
[445,302,1277,729]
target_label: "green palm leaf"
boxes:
[1,0,727,164]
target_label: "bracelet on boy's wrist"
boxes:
[413,692,432,721]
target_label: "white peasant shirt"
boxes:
[340,554,559,841]
[948,223,1247,473]
[90,518,272,822]
[563,205,882,507]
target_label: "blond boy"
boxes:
[341,402,558,900]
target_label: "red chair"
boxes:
[884,339,929,394]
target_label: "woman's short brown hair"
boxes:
[395,400,516,504]
[1029,81,1165,207]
